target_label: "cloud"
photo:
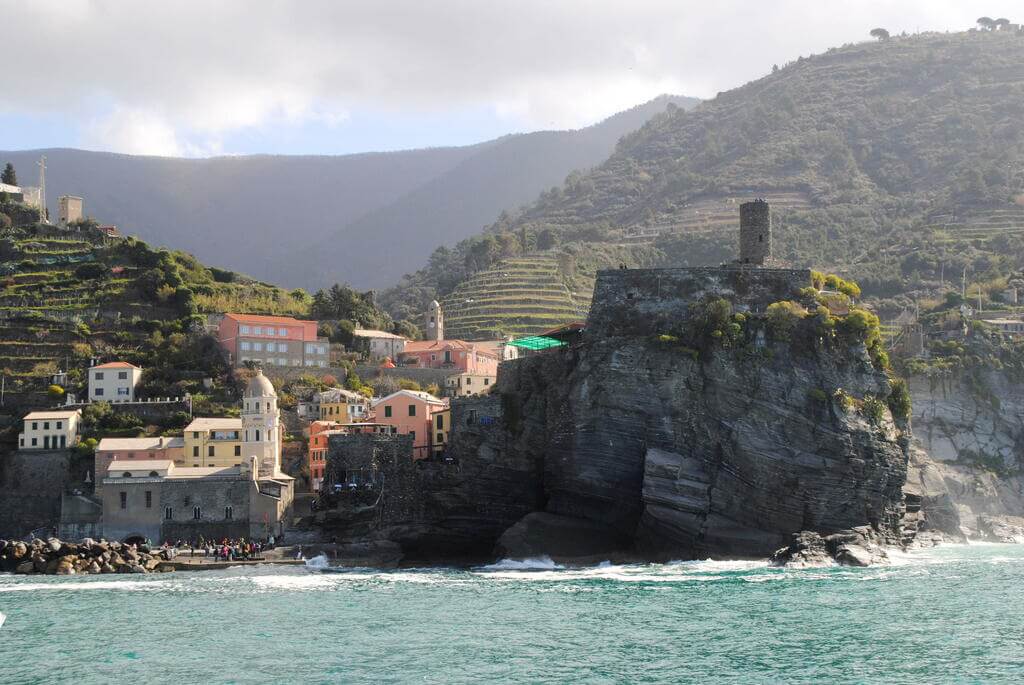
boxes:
[1,0,1020,155]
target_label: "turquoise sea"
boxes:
[1,543,1022,684]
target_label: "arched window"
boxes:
[192,506,202,520]
[122,472,132,478]
[148,471,159,477]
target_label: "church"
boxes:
[100,370,294,543]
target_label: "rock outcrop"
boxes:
[320,267,913,563]
[0,538,173,575]
[770,528,890,567]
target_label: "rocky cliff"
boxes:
[321,267,914,562]
[903,370,1024,541]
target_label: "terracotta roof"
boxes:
[404,339,475,353]
[92,361,140,369]
[97,437,183,451]
[224,313,316,325]
[353,329,406,340]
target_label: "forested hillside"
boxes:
[1,94,696,291]
[383,29,1024,333]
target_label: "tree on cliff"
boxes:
[870,28,890,40]
[977,16,996,30]
[1,163,16,186]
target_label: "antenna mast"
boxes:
[37,155,47,224]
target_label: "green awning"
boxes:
[507,335,567,351]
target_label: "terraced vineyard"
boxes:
[618,189,813,243]
[0,218,307,414]
[929,205,1024,243]
[441,255,590,340]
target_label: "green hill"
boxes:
[0,217,308,417]
[382,29,1024,333]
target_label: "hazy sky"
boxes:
[0,0,1018,157]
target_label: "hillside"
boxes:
[0,208,307,417]
[383,29,1024,336]
[0,94,697,292]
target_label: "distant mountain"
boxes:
[382,29,1024,336]
[0,94,697,290]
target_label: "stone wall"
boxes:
[0,449,92,538]
[586,267,811,339]
[158,478,252,543]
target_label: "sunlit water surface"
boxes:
[2,544,1023,683]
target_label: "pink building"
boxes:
[399,340,499,376]
[94,436,184,493]
[371,390,448,459]
[217,313,329,368]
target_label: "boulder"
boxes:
[143,558,162,571]
[771,528,889,567]
[55,558,75,575]
[15,560,35,574]
[47,538,63,553]
[977,514,1024,543]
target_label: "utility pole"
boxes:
[37,155,47,224]
[961,265,967,301]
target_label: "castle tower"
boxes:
[58,195,83,227]
[739,199,772,266]
[241,369,280,478]
[425,299,444,341]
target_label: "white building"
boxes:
[19,410,81,450]
[353,329,407,361]
[88,362,142,402]
[240,370,283,478]
[444,372,496,398]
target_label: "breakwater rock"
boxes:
[0,538,172,575]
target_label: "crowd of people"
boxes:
[163,535,280,562]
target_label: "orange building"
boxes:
[217,313,329,368]
[371,390,448,459]
[398,340,499,376]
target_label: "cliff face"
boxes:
[498,270,909,558]
[321,267,912,561]
[904,371,1024,539]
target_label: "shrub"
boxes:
[888,377,912,421]
[75,438,98,457]
[833,388,855,412]
[765,301,807,340]
[862,395,886,425]
[398,378,422,391]
[209,267,235,283]
[47,384,65,401]
[807,388,828,403]
[74,262,108,280]
[320,374,338,386]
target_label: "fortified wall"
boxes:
[586,266,811,339]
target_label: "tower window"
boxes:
[759,234,763,242]
[193,506,202,520]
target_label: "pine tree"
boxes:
[0,163,16,186]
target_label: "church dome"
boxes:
[244,369,276,398]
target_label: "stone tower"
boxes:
[241,369,280,478]
[739,199,772,266]
[425,299,444,341]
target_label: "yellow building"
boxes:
[444,372,495,398]
[317,387,370,422]
[183,417,243,467]
[432,408,450,455]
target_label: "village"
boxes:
[3,172,1024,570]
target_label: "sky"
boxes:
[0,0,1019,158]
